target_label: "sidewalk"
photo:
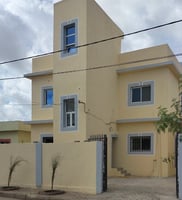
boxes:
[0,177,177,200]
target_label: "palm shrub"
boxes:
[7,156,25,187]
[51,154,60,191]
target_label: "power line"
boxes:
[0,19,182,66]
[0,51,182,81]
[53,53,182,75]
[1,53,182,105]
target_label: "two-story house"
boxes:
[25,0,182,177]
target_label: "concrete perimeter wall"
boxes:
[0,141,103,194]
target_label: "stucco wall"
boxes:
[118,67,178,120]
[31,124,53,142]
[42,142,103,193]
[0,141,103,194]
[112,122,175,177]
[32,55,53,73]
[32,75,53,121]
[0,144,36,187]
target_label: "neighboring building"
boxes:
[25,0,182,177]
[0,121,31,143]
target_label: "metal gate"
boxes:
[88,134,107,192]
[176,133,182,199]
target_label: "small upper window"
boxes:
[128,81,154,106]
[61,19,78,57]
[42,87,53,107]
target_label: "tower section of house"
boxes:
[53,0,123,142]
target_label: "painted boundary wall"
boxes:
[0,142,103,194]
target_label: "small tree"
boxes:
[156,98,182,134]
[156,75,182,134]
[51,154,60,191]
[7,156,25,187]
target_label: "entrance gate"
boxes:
[88,134,107,192]
[176,133,182,199]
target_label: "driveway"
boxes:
[0,177,177,200]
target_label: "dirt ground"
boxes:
[0,177,177,200]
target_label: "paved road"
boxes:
[0,198,16,200]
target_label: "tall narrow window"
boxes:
[42,87,53,107]
[64,23,76,53]
[61,19,78,57]
[64,98,75,127]
[61,95,78,131]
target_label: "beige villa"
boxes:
[25,0,182,177]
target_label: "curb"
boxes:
[0,190,65,200]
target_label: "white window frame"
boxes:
[60,94,78,132]
[128,81,154,106]
[61,19,78,57]
[128,133,154,154]
[41,86,53,108]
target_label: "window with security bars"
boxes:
[128,134,153,154]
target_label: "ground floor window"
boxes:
[40,134,53,143]
[128,133,153,154]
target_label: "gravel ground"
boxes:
[0,177,177,200]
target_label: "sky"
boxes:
[0,0,182,121]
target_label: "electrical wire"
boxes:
[0,18,182,66]
[0,19,182,107]
[0,51,182,81]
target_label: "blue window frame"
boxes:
[42,87,53,107]
[61,19,78,57]
[61,95,78,131]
